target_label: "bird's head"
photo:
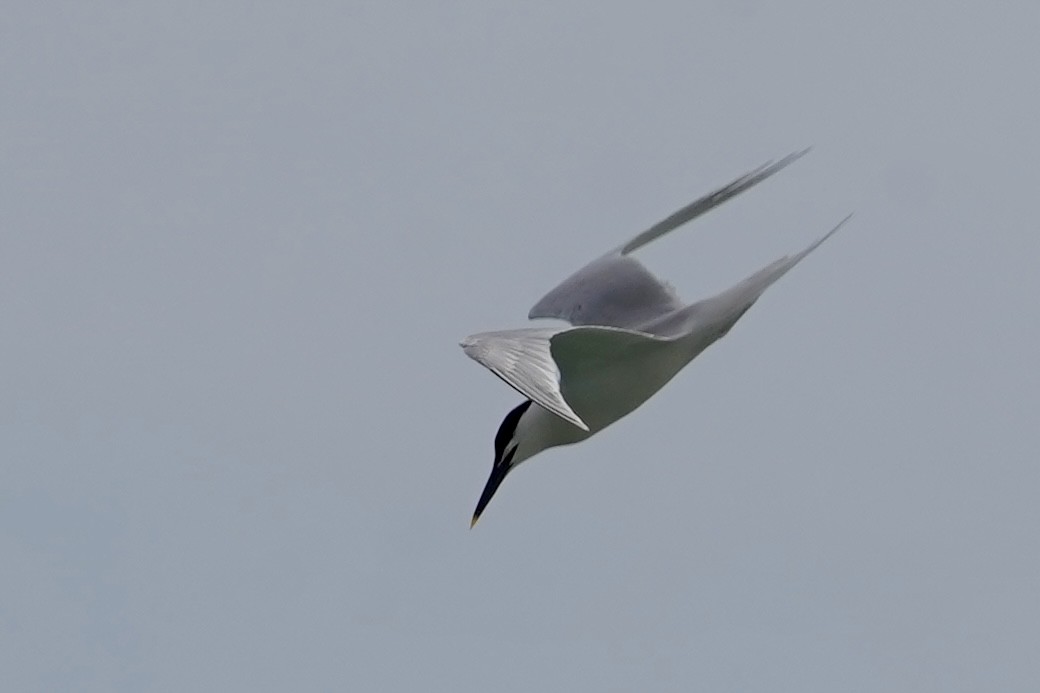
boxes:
[471,400,534,527]
[470,399,592,527]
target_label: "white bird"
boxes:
[462,150,850,526]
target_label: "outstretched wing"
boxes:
[528,149,809,330]
[460,327,589,430]
[662,214,854,338]
[527,253,685,330]
[460,325,677,431]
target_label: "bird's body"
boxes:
[462,150,849,525]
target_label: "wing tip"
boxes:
[818,212,855,246]
[566,411,591,431]
[459,335,486,361]
[750,146,813,182]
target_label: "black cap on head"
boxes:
[493,400,532,464]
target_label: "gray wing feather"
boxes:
[529,149,809,329]
[616,148,810,255]
[707,213,852,313]
[460,327,589,430]
[660,214,854,336]
[460,325,680,430]
[527,254,683,329]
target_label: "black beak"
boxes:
[471,461,511,528]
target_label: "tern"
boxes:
[462,150,850,526]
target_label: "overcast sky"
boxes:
[3,2,1039,691]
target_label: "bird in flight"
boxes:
[462,149,850,526]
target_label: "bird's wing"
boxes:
[528,149,809,329]
[460,327,589,430]
[613,149,810,256]
[668,214,854,336]
[527,253,685,330]
[460,325,675,430]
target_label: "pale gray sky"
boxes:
[3,2,1039,691]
